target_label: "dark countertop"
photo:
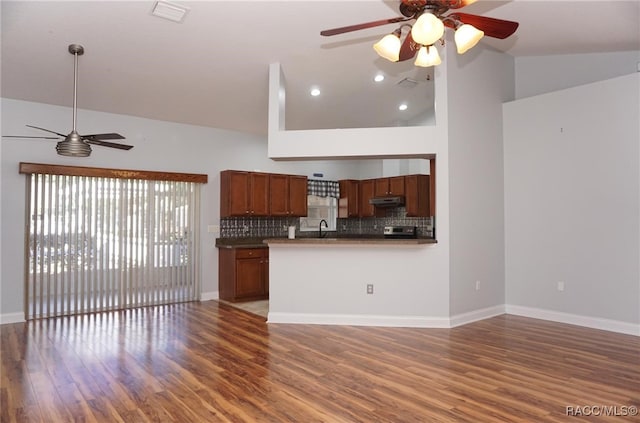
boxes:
[215,238,269,249]
[265,237,437,246]
[216,235,437,248]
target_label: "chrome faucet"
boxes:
[319,219,328,238]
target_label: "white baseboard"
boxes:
[449,305,506,328]
[506,305,640,336]
[200,291,219,301]
[0,312,25,325]
[267,312,450,328]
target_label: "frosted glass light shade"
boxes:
[373,33,401,62]
[411,13,444,46]
[414,45,441,67]
[455,24,484,54]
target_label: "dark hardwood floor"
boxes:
[1,301,638,422]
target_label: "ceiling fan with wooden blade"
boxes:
[320,0,519,63]
[2,44,132,157]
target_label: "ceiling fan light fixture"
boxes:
[414,45,441,67]
[411,13,444,46]
[455,23,484,54]
[373,31,402,62]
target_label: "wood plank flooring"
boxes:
[1,301,638,422]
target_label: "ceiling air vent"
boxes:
[396,78,419,89]
[151,1,190,23]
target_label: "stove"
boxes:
[383,226,417,239]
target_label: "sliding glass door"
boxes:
[25,171,202,319]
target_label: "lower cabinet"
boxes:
[219,247,269,302]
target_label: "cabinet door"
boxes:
[374,177,405,195]
[235,248,267,299]
[236,257,264,298]
[359,179,375,217]
[249,173,270,216]
[269,174,307,216]
[224,171,250,216]
[338,180,359,218]
[374,178,389,196]
[269,174,289,216]
[288,175,308,217]
[389,176,405,196]
[405,174,430,217]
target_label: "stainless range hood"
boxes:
[369,196,405,207]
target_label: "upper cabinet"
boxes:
[358,179,376,217]
[338,180,359,218]
[270,174,308,217]
[221,170,307,218]
[404,174,430,217]
[340,173,433,218]
[220,170,270,217]
[374,176,405,196]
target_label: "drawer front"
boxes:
[235,248,266,259]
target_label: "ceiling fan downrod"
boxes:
[56,44,91,157]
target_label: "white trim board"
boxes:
[267,312,450,328]
[0,312,25,325]
[200,291,219,302]
[506,305,640,336]
[449,305,506,328]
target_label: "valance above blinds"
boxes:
[307,179,340,198]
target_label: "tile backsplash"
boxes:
[220,207,434,239]
[338,207,434,238]
[220,216,299,238]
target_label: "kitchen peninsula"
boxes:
[265,237,448,327]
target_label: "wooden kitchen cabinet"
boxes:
[220,170,270,217]
[338,179,359,218]
[359,179,375,217]
[270,174,308,217]
[374,176,405,196]
[404,174,430,217]
[219,247,269,302]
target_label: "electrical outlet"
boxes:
[557,281,565,292]
[475,280,481,291]
[366,284,374,294]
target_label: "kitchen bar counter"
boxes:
[216,236,437,248]
[215,238,268,249]
[265,237,437,246]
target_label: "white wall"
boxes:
[515,51,640,99]
[268,244,450,327]
[503,74,640,332]
[0,98,374,321]
[446,41,514,316]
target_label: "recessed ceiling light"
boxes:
[151,1,190,23]
[399,103,408,111]
[310,87,321,97]
[374,74,385,82]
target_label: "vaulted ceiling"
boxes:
[2,1,639,136]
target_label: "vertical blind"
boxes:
[21,164,206,320]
